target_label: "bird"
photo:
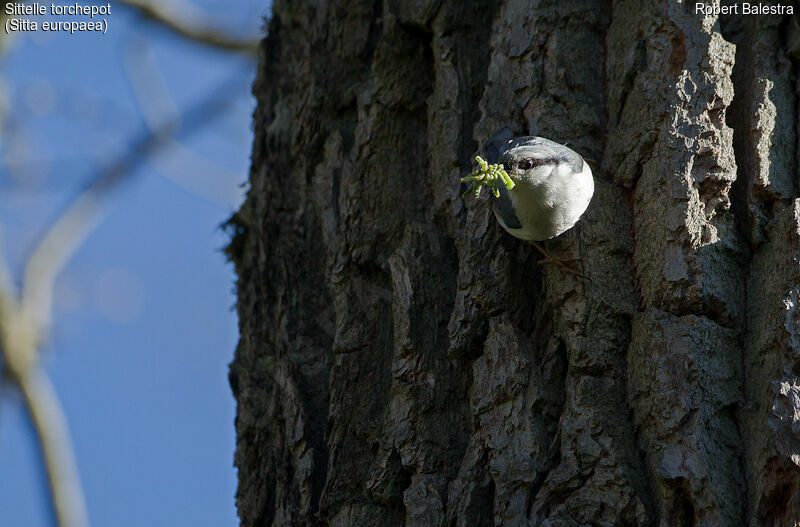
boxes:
[484,128,594,275]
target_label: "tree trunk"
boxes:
[228,1,800,525]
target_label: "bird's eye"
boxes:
[518,159,534,170]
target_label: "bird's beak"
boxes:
[501,163,519,182]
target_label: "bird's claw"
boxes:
[530,242,590,281]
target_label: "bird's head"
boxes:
[497,137,585,190]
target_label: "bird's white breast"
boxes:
[503,161,594,241]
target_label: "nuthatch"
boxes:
[484,128,594,274]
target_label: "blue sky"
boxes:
[0,2,266,525]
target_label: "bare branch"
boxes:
[123,44,180,130]
[123,42,247,208]
[1,8,253,527]
[4,76,242,527]
[20,76,239,338]
[0,281,84,527]
[0,228,15,298]
[112,0,260,56]
[17,368,88,527]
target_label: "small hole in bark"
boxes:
[669,33,687,76]
[666,487,696,527]
[757,459,800,525]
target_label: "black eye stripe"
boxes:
[498,137,585,173]
[516,157,559,170]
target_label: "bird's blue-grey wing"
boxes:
[493,183,521,229]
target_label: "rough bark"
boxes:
[228,1,800,525]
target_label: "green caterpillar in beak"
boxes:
[461,155,515,199]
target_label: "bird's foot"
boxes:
[530,241,590,281]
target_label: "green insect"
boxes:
[460,155,515,199]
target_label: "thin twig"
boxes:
[111,0,260,56]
